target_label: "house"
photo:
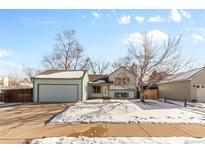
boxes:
[89,67,136,99]
[33,67,136,103]
[158,67,205,102]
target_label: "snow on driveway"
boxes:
[50,99,205,124]
[31,136,205,144]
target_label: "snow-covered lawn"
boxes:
[50,99,205,124]
[31,136,205,144]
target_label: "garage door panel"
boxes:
[38,84,78,102]
[196,85,205,103]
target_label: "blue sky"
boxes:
[0,9,205,75]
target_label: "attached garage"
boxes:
[33,70,89,103]
[38,84,79,102]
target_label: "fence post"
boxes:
[184,98,187,107]
[22,89,24,102]
[164,97,166,103]
[3,89,4,102]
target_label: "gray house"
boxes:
[33,66,137,103]
[158,67,205,102]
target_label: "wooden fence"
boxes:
[3,88,33,103]
[144,89,158,99]
[0,92,3,102]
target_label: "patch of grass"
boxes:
[143,101,157,106]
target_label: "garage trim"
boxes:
[37,84,79,103]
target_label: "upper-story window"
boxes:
[114,73,130,86]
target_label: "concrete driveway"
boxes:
[1,102,205,144]
[0,103,71,143]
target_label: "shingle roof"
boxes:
[158,67,205,84]
[34,70,86,79]
[88,74,108,82]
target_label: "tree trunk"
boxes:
[139,87,145,102]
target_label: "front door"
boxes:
[101,86,108,97]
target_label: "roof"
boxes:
[34,70,86,79]
[89,74,108,82]
[158,67,205,84]
[38,70,68,75]
[109,66,135,76]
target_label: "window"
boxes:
[92,86,101,93]
[127,78,130,84]
[193,85,196,87]
[114,92,129,98]
[114,73,130,86]
[197,85,200,88]
[202,85,204,88]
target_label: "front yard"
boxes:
[50,99,205,125]
[1,99,205,144]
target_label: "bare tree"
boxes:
[114,35,190,102]
[112,56,132,69]
[23,67,41,82]
[88,58,110,74]
[42,30,89,70]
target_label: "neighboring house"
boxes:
[158,67,205,102]
[149,70,168,85]
[33,67,137,103]
[9,77,33,88]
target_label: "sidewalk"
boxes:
[1,123,205,144]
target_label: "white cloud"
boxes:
[191,34,204,43]
[146,30,168,41]
[180,10,191,19]
[123,32,143,44]
[135,16,144,23]
[123,30,168,45]
[118,15,131,24]
[147,15,165,22]
[0,49,11,57]
[92,11,100,18]
[170,9,182,22]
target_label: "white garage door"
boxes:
[196,85,205,103]
[38,84,79,102]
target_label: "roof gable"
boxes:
[109,66,133,77]
[158,67,205,84]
